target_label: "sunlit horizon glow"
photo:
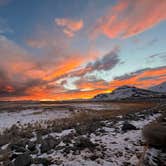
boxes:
[0,0,166,101]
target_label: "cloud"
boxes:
[0,33,102,100]
[1,30,166,101]
[57,46,120,81]
[147,51,166,64]
[86,46,120,72]
[55,18,83,37]
[1,35,166,102]
[149,52,166,59]
[75,78,109,91]
[0,17,13,34]
[92,0,166,39]
[110,66,166,89]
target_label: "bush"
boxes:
[142,123,166,148]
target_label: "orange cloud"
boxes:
[55,18,83,37]
[76,79,109,91]
[92,0,166,38]
[44,56,84,81]
[24,65,166,101]
[109,66,166,90]
[1,34,166,101]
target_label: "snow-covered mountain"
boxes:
[149,82,166,93]
[93,85,166,100]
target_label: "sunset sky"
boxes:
[0,0,166,100]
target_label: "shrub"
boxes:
[142,123,166,148]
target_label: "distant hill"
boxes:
[149,82,166,93]
[93,85,166,101]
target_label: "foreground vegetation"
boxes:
[0,101,165,165]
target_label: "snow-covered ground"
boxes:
[0,102,120,132]
[0,108,70,131]
[28,112,161,166]
[0,102,164,166]
[70,103,120,111]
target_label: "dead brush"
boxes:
[142,122,166,148]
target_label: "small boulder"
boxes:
[74,136,96,150]
[27,141,36,152]
[10,145,27,153]
[40,136,60,153]
[33,157,52,166]
[122,122,137,132]
[13,153,32,166]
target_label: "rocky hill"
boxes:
[93,85,166,101]
[149,81,166,93]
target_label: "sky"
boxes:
[0,0,166,101]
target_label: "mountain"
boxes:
[93,85,166,101]
[149,82,166,93]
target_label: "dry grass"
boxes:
[143,123,166,148]
[0,101,159,147]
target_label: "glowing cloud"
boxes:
[92,0,166,38]
[55,18,83,37]
[109,66,166,90]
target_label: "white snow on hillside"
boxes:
[149,81,166,93]
[94,85,165,100]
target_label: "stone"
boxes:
[27,141,36,151]
[33,157,52,166]
[13,153,32,166]
[74,136,96,151]
[122,122,137,132]
[40,136,60,153]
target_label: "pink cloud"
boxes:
[92,0,166,39]
[55,18,83,37]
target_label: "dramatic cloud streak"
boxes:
[55,18,83,37]
[58,46,120,80]
[110,66,166,89]
[92,0,166,38]
[0,34,100,100]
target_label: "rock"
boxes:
[40,136,60,153]
[9,153,18,160]
[74,136,96,150]
[122,122,137,132]
[13,153,32,166]
[40,141,49,153]
[63,146,77,154]
[89,155,98,161]
[54,159,63,165]
[27,141,36,151]
[61,133,75,144]
[11,139,28,148]
[3,161,14,166]
[33,157,52,166]
[10,145,27,153]
[75,122,103,135]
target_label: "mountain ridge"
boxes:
[93,85,166,101]
[149,82,166,93]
